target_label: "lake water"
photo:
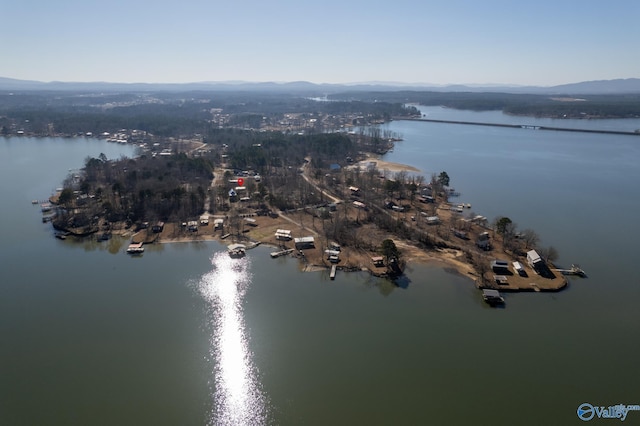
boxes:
[1,120,640,426]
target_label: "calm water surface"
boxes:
[1,130,639,425]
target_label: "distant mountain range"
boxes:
[1,76,639,95]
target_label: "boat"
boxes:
[482,289,505,306]
[551,264,587,277]
[569,264,587,277]
[228,244,246,258]
[126,242,144,254]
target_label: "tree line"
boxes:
[329,90,640,118]
[0,90,419,138]
[54,153,214,232]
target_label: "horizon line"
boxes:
[1,75,638,88]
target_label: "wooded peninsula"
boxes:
[5,88,603,290]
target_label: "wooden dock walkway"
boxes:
[330,265,337,280]
[270,248,293,258]
[552,264,587,277]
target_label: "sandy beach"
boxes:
[354,155,422,173]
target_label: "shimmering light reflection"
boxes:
[200,252,267,425]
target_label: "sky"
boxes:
[2,0,639,86]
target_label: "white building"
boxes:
[527,250,543,268]
[294,236,315,249]
[275,229,292,241]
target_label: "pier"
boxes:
[553,264,587,277]
[330,265,337,280]
[398,117,640,137]
[270,248,294,258]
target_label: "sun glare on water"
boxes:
[199,251,267,425]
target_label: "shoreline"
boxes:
[54,153,569,293]
[45,140,568,293]
[354,154,422,173]
[163,233,477,280]
[117,217,477,280]
[126,230,567,292]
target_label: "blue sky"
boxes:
[3,0,639,86]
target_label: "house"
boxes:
[349,186,360,195]
[453,229,468,239]
[527,250,543,268]
[152,221,165,233]
[294,236,315,250]
[199,214,209,225]
[476,232,491,250]
[214,218,224,230]
[371,256,385,267]
[426,216,440,225]
[513,261,527,277]
[491,259,511,273]
[527,249,549,275]
[493,275,509,285]
[275,229,292,241]
[325,250,340,263]
[353,201,367,210]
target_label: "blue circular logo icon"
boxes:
[578,403,595,421]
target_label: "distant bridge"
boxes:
[396,117,640,136]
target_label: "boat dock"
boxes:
[126,242,145,254]
[270,248,294,258]
[553,264,587,277]
[330,265,337,280]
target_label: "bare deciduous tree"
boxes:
[521,228,539,249]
